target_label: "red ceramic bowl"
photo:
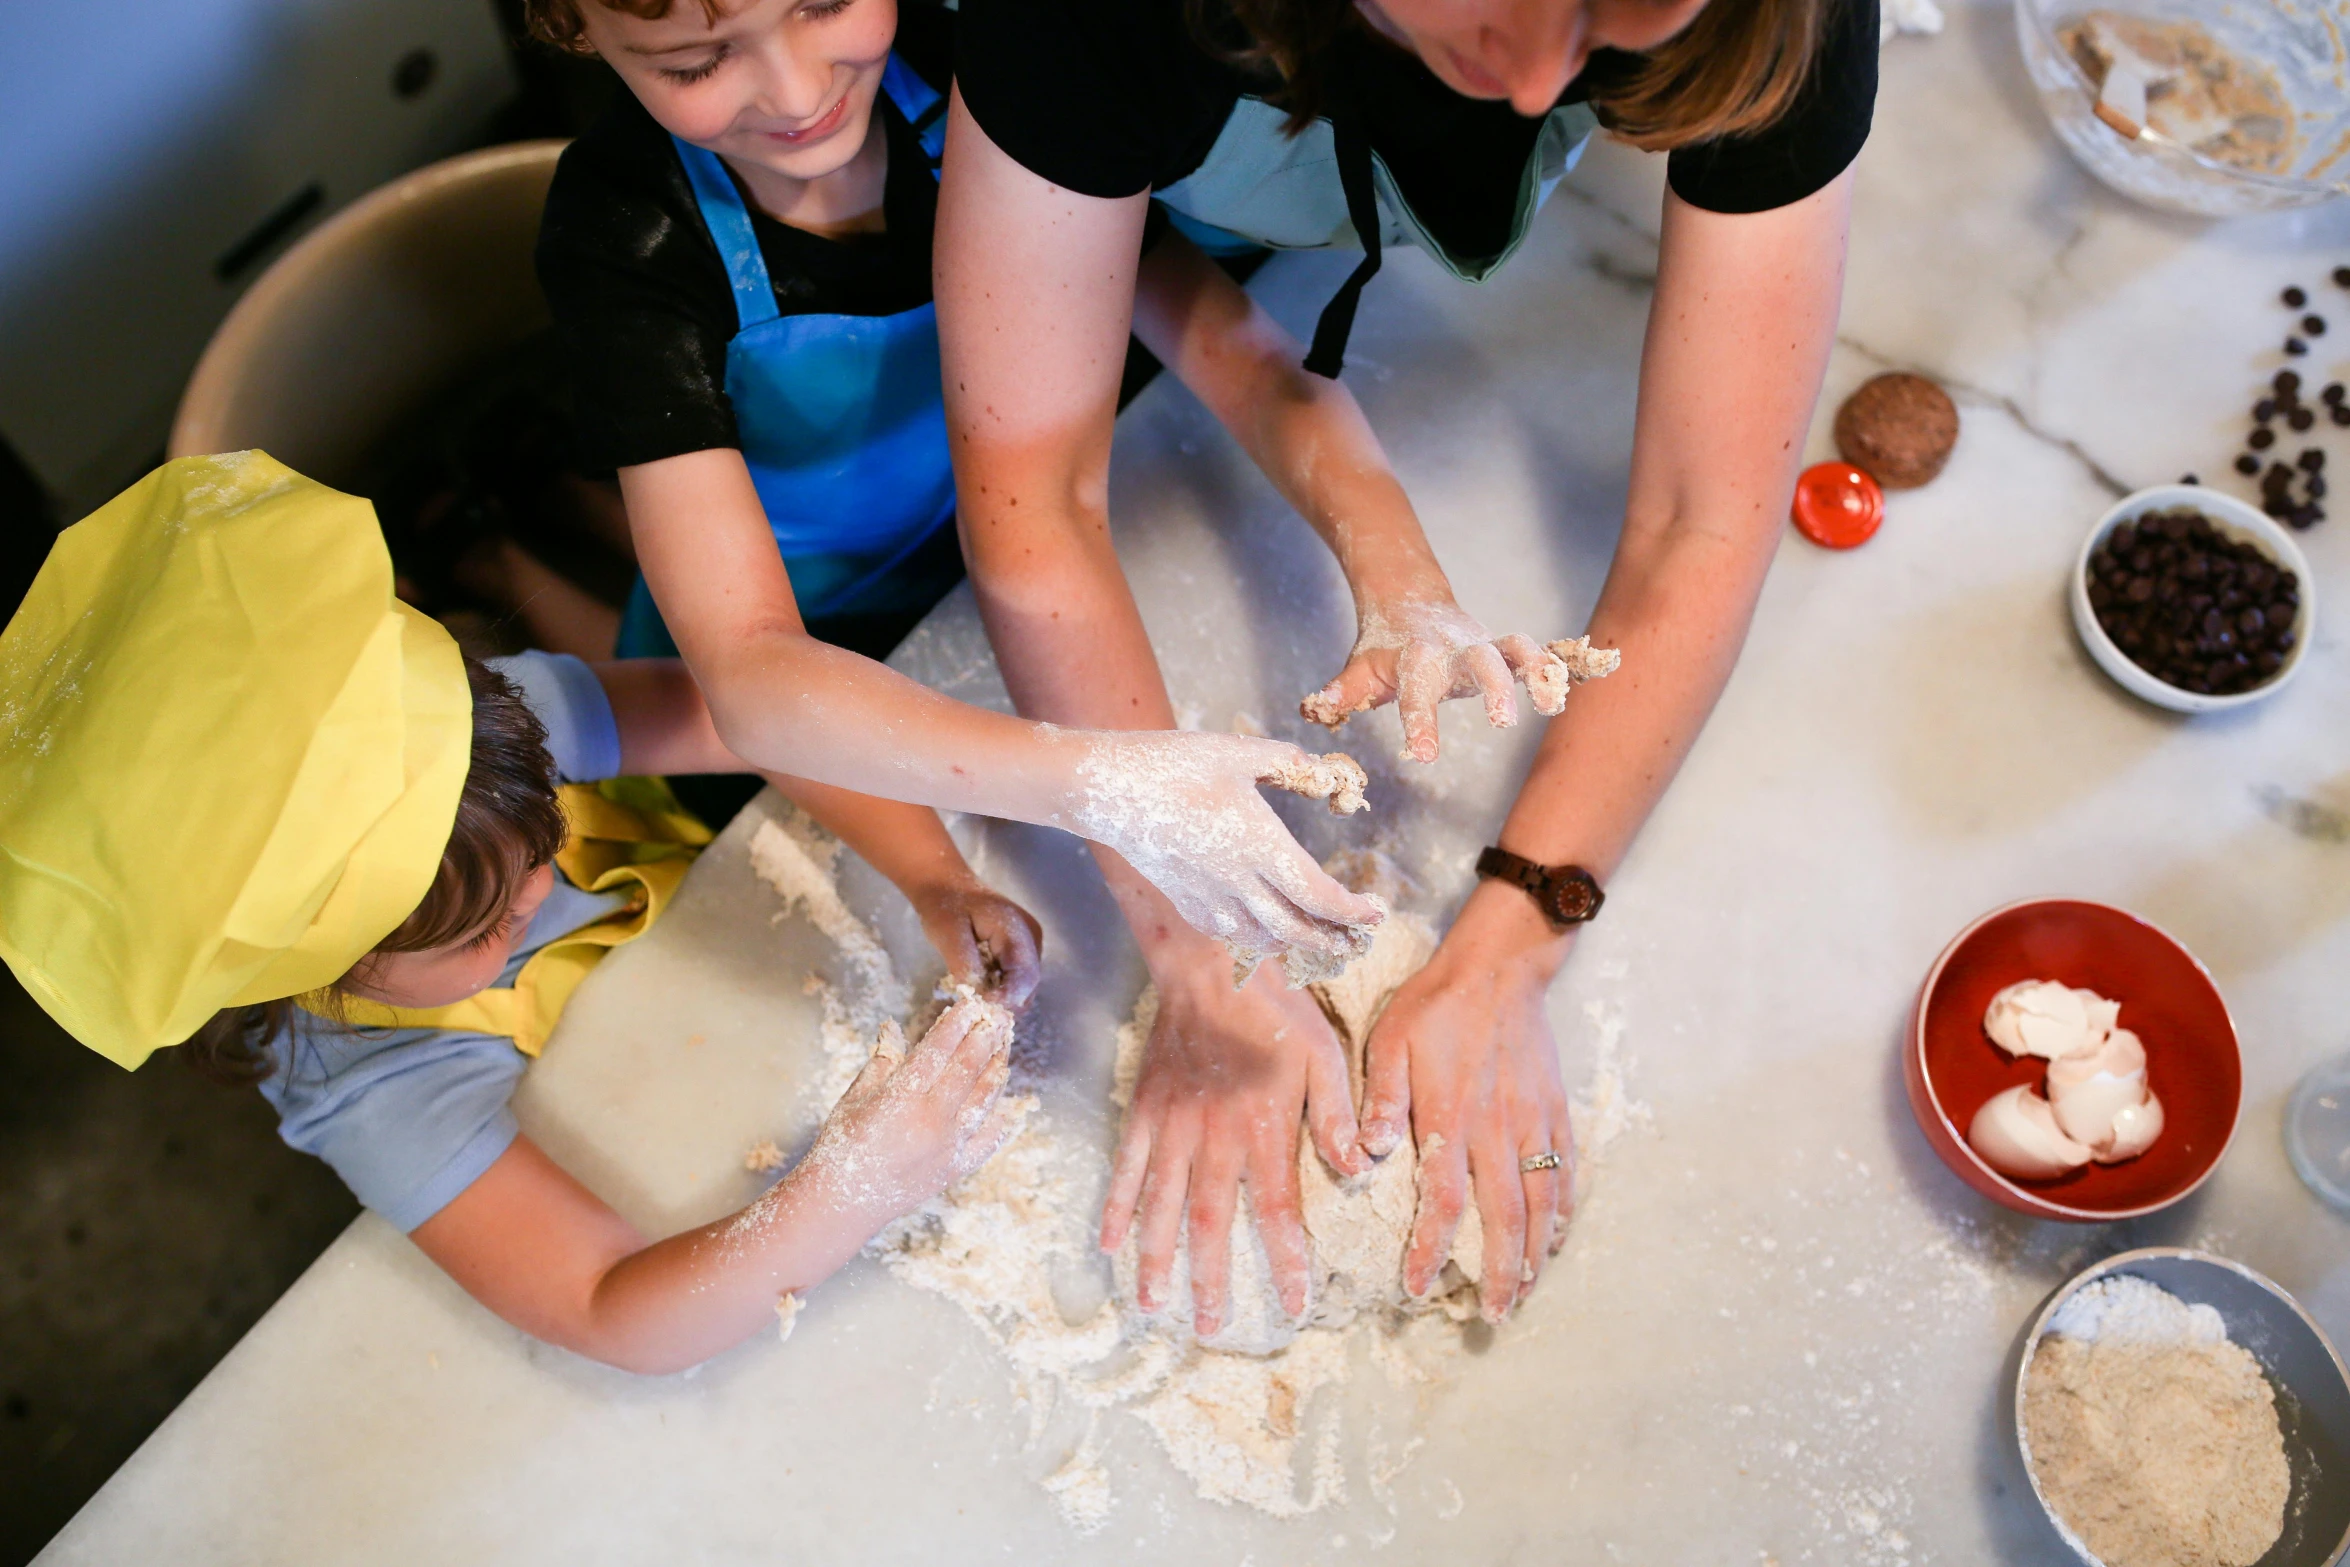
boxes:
[1907,898,2241,1221]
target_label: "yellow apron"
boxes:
[319,778,710,1055]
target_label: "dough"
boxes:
[1834,372,1960,489]
[1115,883,1485,1355]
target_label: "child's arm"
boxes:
[593,659,1042,1002]
[614,455,1382,973]
[410,997,1019,1375]
[1129,231,1577,763]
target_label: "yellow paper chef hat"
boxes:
[0,452,471,1069]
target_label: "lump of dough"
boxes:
[1115,858,1485,1355]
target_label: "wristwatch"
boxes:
[1475,847,1605,931]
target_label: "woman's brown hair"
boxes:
[520,0,725,53]
[178,657,568,1085]
[1206,0,1832,152]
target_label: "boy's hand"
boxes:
[798,997,1023,1226]
[1301,598,1575,764]
[911,881,1044,1009]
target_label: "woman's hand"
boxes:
[1302,597,1578,763]
[1062,731,1385,975]
[1360,879,1576,1323]
[1101,953,1370,1338]
[910,880,1045,1009]
[796,996,1024,1227]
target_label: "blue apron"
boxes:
[617,56,959,658]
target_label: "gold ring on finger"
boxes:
[1519,1150,1562,1173]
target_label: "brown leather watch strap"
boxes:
[1475,847,1605,930]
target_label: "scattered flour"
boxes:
[744,1139,787,1173]
[774,1291,803,1344]
[748,818,1644,1532]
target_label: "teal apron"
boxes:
[1155,90,1600,376]
[617,55,960,658]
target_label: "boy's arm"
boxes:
[610,447,1380,966]
[1128,231,1578,762]
[596,657,1044,1003]
[414,998,1021,1375]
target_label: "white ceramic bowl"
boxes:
[2071,484,2314,714]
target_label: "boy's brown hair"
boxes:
[179,657,569,1085]
[521,0,725,52]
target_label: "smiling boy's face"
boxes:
[581,0,898,183]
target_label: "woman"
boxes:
[935,0,1875,1333]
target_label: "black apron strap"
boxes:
[1303,105,1382,380]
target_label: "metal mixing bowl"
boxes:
[2011,1248,2350,1567]
[2014,0,2350,216]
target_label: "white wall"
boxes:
[0,0,515,511]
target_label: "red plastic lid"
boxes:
[1792,462,1885,549]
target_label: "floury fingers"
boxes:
[1060,730,1385,983]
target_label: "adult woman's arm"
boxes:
[1364,171,1855,1322]
[935,91,1371,1339]
[1130,231,1579,760]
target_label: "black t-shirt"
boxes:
[535,5,953,473]
[959,0,1878,263]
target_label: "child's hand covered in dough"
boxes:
[1060,731,1384,977]
[796,997,1024,1225]
[912,882,1045,1010]
[1300,599,1576,763]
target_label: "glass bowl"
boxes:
[2014,0,2350,216]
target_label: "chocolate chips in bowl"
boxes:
[2070,486,2316,713]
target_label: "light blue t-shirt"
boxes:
[259,651,629,1233]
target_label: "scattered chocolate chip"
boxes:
[2337,266,2350,288]
[2325,383,2347,404]
[2284,286,2308,307]
[2254,398,2279,421]
[2301,448,2327,473]
[2309,475,2329,500]
[2236,454,2261,475]
[2290,407,2317,432]
[2250,426,2276,449]
[2277,370,2303,394]
[2335,405,2350,427]
[2307,316,2329,336]
[2286,337,2309,355]
[2179,473,2199,485]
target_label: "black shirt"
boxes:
[535,5,953,473]
[958,0,1878,264]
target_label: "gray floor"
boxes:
[0,969,358,1565]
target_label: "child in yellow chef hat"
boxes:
[0,451,1371,1372]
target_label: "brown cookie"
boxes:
[1834,372,1959,489]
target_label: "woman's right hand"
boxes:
[795,996,1023,1227]
[1060,730,1386,974]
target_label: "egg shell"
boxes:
[1984,980,2115,1061]
[2048,1028,2150,1147]
[2097,1091,2165,1163]
[1968,1084,2096,1181]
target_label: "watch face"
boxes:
[1546,872,1601,924]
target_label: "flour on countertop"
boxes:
[749,821,1649,1531]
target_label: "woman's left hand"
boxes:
[1358,878,1576,1322]
[911,880,1046,1009]
[1302,597,1573,764]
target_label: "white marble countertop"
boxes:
[38,2,2350,1560]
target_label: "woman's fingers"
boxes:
[1517,1147,1560,1300]
[1357,1017,1414,1160]
[1132,1134,1193,1315]
[1302,1030,1368,1178]
[1395,640,1448,762]
[1100,1114,1154,1253]
[1247,1126,1314,1320]
[1183,1135,1244,1338]
[1463,642,1519,730]
[1468,1137,1530,1323]
[1402,1126,1470,1298]
[1300,654,1393,729]
[1495,632,1570,717]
